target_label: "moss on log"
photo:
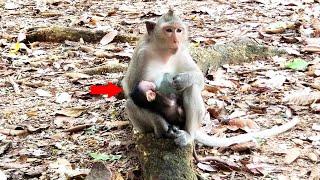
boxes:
[136,134,198,180]
[190,38,284,74]
[24,26,138,43]
[25,26,107,43]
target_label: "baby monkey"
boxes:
[130,80,185,128]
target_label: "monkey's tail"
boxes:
[195,117,300,147]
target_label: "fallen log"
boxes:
[24,26,138,43]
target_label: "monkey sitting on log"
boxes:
[122,9,299,147]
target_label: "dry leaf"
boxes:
[312,123,320,131]
[305,38,320,46]
[230,141,257,152]
[284,148,300,164]
[249,105,267,114]
[26,124,49,133]
[210,158,241,171]
[302,46,320,54]
[94,50,114,58]
[54,116,75,128]
[100,30,118,45]
[227,110,246,119]
[291,138,304,146]
[80,45,94,53]
[311,103,320,112]
[7,76,20,94]
[307,152,318,162]
[207,106,223,119]
[283,90,320,105]
[245,163,264,176]
[264,22,286,34]
[310,165,320,180]
[197,162,216,172]
[307,64,320,76]
[105,121,130,129]
[302,38,320,53]
[55,92,72,104]
[64,124,92,133]
[83,162,111,180]
[26,111,38,117]
[228,119,260,132]
[65,72,91,79]
[0,170,7,180]
[252,73,286,89]
[309,135,320,142]
[113,171,124,180]
[204,84,220,93]
[0,141,12,156]
[35,89,52,97]
[0,162,30,169]
[49,158,89,179]
[55,107,87,117]
[312,18,320,37]
[278,175,290,180]
[24,166,46,178]
[4,2,19,10]
[0,129,28,136]
[17,31,26,42]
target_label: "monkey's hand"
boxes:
[167,125,192,147]
[174,130,192,147]
[172,73,192,90]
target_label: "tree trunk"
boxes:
[135,134,198,180]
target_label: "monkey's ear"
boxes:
[167,8,174,16]
[145,21,156,35]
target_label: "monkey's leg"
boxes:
[126,99,175,138]
[175,84,205,146]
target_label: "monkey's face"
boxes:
[160,24,186,52]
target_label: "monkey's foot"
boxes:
[166,125,180,138]
[174,130,192,147]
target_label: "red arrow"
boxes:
[90,82,122,97]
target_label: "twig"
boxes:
[7,76,21,94]
[64,124,93,133]
[0,129,28,136]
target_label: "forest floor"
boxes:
[0,0,320,179]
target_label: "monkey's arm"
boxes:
[122,50,147,96]
[173,54,205,90]
[173,71,204,90]
[195,117,299,147]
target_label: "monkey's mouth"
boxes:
[169,47,178,54]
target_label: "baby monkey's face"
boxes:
[138,80,157,102]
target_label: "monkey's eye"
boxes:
[176,28,182,33]
[165,28,173,33]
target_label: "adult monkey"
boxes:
[122,9,299,147]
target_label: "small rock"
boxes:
[284,148,301,164]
